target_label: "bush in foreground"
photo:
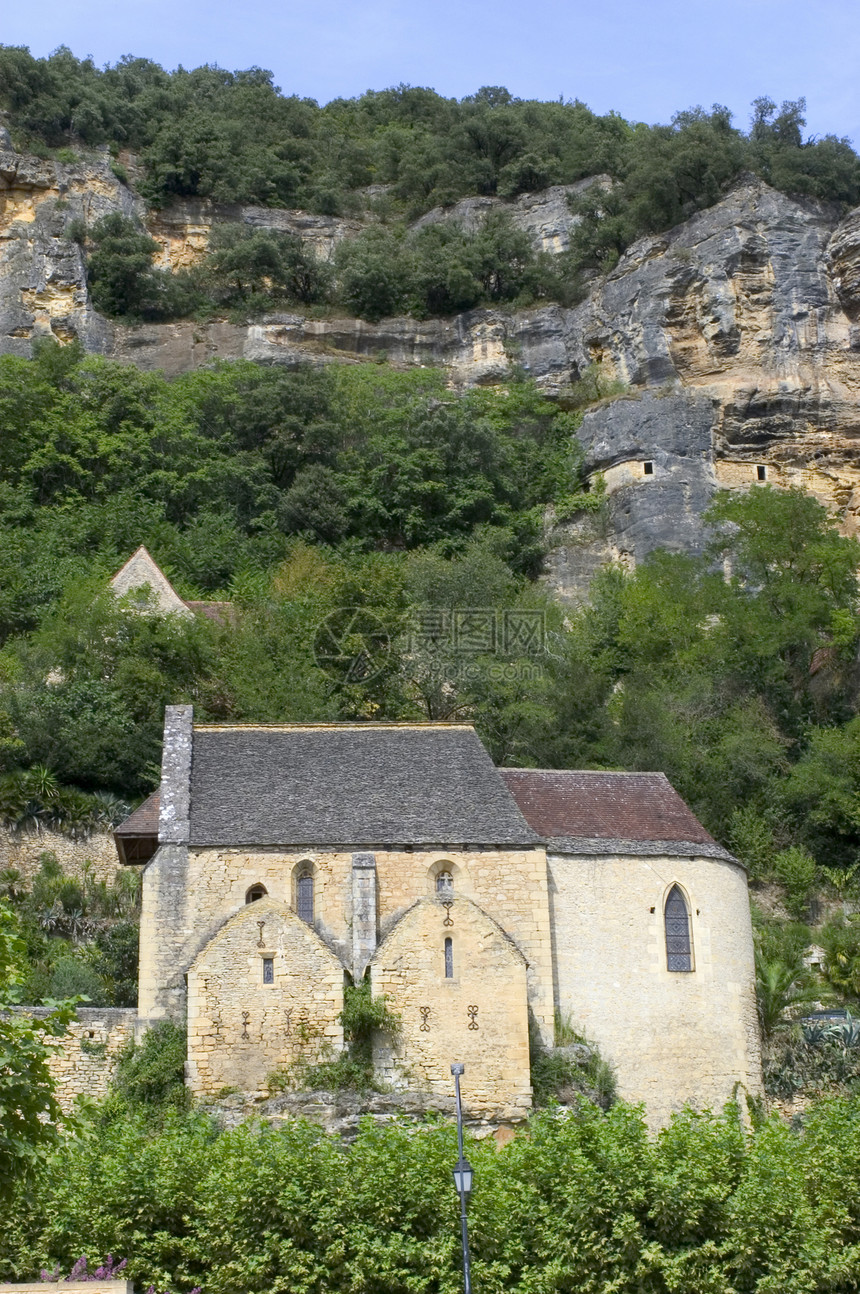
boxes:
[6,1095,860,1292]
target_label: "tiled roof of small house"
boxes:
[110,547,192,618]
[188,724,541,848]
[183,600,236,626]
[500,769,735,861]
[115,790,161,837]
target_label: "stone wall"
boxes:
[138,843,555,1044]
[29,1006,137,1110]
[186,896,344,1098]
[1,1283,132,1293]
[371,895,532,1120]
[548,852,762,1126]
[0,828,121,886]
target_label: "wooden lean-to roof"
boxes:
[113,790,161,866]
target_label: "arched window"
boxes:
[665,885,693,972]
[444,937,454,979]
[296,871,314,925]
[436,870,454,896]
[246,883,267,903]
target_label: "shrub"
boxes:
[528,1015,617,1109]
[763,1026,860,1098]
[85,214,161,318]
[113,1021,188,1109]
[335,226,410,321]
[755,950,811,1037]
[202,223,331,307]
[49,955,108,1005]
[729,805,776,879]
[287,979,401,1094]
[820,915,860,997]
[774,845,817,918]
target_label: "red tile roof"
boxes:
[183,601,236,626]
[499,770,717,845]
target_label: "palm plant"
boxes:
[756,951,811,1036]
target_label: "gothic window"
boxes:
[297,871,314,925]
[665,885,693,972]
[262,957,274,984]
[436,870,454,896]
[246,883,267,903]
[445,936,454,979]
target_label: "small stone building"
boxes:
[115,706,762,1123]
[110,546,234,625]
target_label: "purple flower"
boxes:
[66,1258,89,1282]
[39,1256,131,1284]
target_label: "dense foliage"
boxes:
[0,898,75,1201]
[76,210,567,324]
[6,1096,860,1292]
[1,48,858,298]
[1,852,140,1006]
[112,1020,188,1109]
[1,346,859,882]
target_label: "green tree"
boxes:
[781,716,860,866]
[0,899,75,1202]
[706,485,860,713]
[335,226,410,321]
[202,223,330,306]
[85,214,162,318]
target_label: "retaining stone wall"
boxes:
[27,1005,137,1109]
[0,828,121,886]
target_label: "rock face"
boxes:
[544,181,860,593]
[412,175,609,252]
[1,147,859,597]
[545,391,718,600]
[0,148,131,352]
[147,199,361,271]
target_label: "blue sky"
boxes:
[4,0,859,144]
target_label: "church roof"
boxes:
[188,723,541,848]
[500,769,735,861]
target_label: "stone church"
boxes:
[115,705,762,1124]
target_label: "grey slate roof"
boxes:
[188,724,541,848]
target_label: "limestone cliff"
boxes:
[1,144,858,598]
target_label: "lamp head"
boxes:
[450,1062,465,1076]
[452,1156,473,1199]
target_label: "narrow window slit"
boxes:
[643,460,654,475]
[444,936,454,979]
[262,957,274,984]
[297,872,313,924]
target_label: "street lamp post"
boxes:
[450,1063,473,1294]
